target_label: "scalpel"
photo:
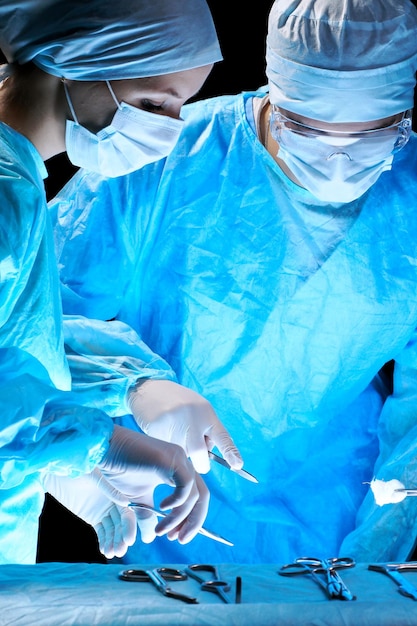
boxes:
[208,451,259,483]
[128,502,234,546]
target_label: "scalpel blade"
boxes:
[208,451,259,483]
[128,502,234,546]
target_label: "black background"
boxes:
[35,0,417,563]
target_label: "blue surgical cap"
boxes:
[0,0,222,80]
[266,0,417,122]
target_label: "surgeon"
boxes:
[50,0,417,564]
[0,0,245,564]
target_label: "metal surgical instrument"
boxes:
[235,576,242,604]
[128,502,234,546]
[208,451,259,483]
[368,562,417,600]
[185,563,232,604]
[118,567,198,603]
[278,556,356,600]
[394,489,417,496]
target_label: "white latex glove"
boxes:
[42,469,137,559]
[128,379,243,474]
[96,424,210,544]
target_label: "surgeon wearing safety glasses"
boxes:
[268,107,412,204]
[50,0,417,567]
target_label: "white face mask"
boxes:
[271,118,399,204]
[64,81,184,177]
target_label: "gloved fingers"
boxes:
[119,505,138,548]
[176,477,211,544]
[95,513,119,559]
[155,447,197,514]
[185,424,220,473]
[97,427,210,542]
[129,489,159,544]
[129,379,244,471]
[109,506,137,557]
[186,426,243,473]
[133,506,158,544]
[95,521,112,558]
[94,505,137,559]
[188,446,211,474]
[156,472,209,540]
[208,426,244,470]
[91,467,130,507]
[182,399,243,471]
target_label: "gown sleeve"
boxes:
[0,146,113,488]
[63,314,177,418]
[50,166,177,417]
[340,328,417,561]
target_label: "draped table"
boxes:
[1,561,417,625]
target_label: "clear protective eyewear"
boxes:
[271,106,413,154]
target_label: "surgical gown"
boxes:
[0,121,127,563]
[51,90,417,564]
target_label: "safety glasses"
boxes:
[271,106,413,154]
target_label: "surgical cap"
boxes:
[0,0,222,80]
[266,0,417,122]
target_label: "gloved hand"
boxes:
[42,469,137,559]
[128,379,243,473]
[96,424,210,544]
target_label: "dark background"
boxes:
[36,1,417,563]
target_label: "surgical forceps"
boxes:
[278,556,356,600]
[118,567,198,604]
[184,563,232,604]
[368,562,417,600]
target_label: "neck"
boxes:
[258,98,302,187]
[0,67,67,161]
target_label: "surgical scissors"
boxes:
[118,567,198,604]
[278,556,356,600]
[184,563,232,604]
[368,562,417,600]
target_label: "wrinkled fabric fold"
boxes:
[0,0,221,80]
[51,91,417,563]
[0,121,113,563]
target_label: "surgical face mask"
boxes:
[270,107,412,203]
[63,81,184,177]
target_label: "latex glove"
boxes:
[128,379,243,474]
[42,469,137,559]
[96,424,210,544]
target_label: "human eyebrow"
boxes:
[163,87,182,98]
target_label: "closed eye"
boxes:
[140,99,164,112]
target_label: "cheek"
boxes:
[79,109,115,133]
[73,84,116,132]
[142,100,183,120]
[80,103,117,133]
[164,105,183,120]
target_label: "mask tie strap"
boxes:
[62,79,80,124]
[106,80,121,110]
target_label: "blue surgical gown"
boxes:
[51,90,417,564]
[0,121,126,563]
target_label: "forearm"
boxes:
[64,315,177,416]
[0,358,113,487]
